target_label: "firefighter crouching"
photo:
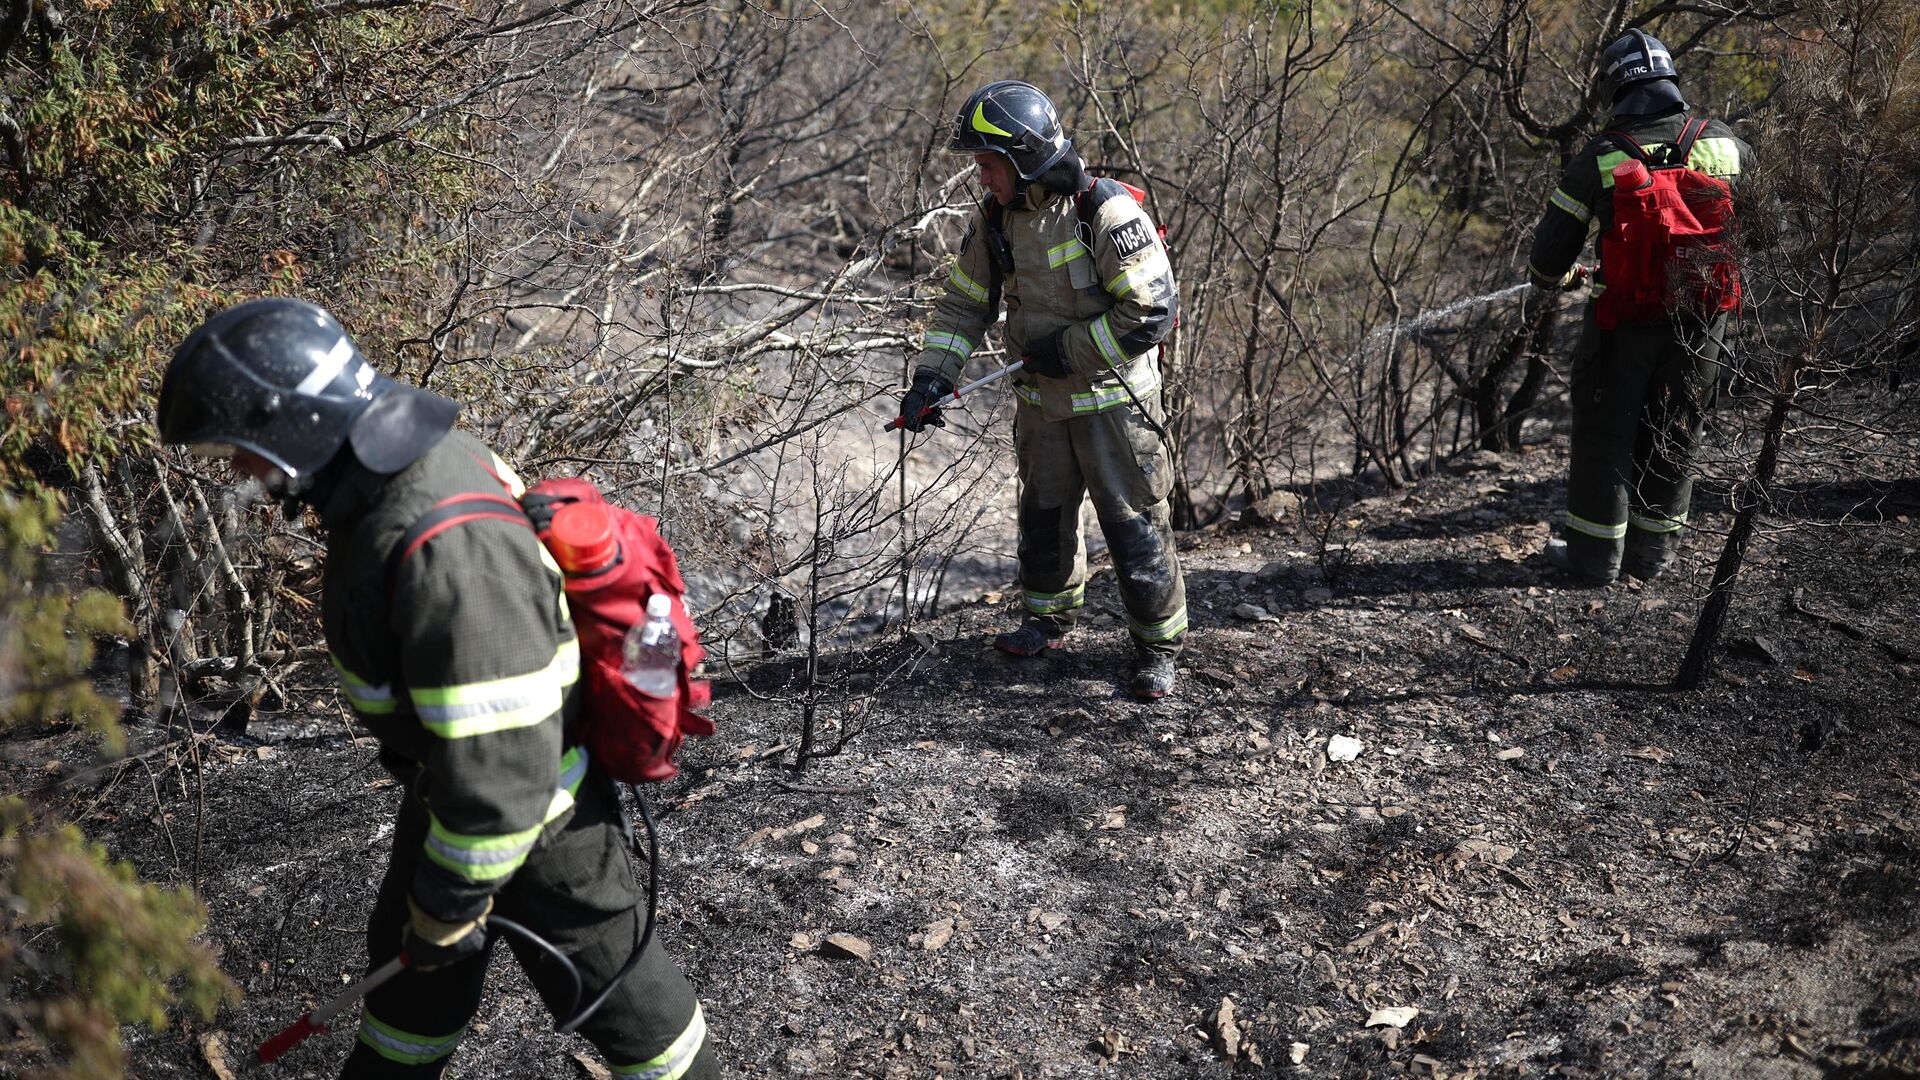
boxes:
[158,299,716,1079]
[1528,30,1755,585]
[901,80,1188,700]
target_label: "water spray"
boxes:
[1361,268,1592,350]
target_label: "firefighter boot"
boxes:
[1130,646,1177,701]
[1543,539,1616,587]
[1621,529,1680,581]
[995,619,1068,657]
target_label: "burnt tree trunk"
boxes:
[1673,387,1794,690]
[1498,302,1561,450]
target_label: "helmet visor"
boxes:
[158,353,249,451]
[160,367,302,475]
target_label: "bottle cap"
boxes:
[1613,158,1652,190]
[646,593,673,618]
[548,502,619,574]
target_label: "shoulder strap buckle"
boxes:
[1669,116,1707,166]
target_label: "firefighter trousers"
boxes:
[1013,392,1187,655]
[341,765,715,1079]
[1561,308,1727,581]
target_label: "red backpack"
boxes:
[1594,117,1741,329]
[388,476,715,783]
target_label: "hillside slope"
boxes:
[24,440,1919,1079]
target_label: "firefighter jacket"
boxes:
[319,429,583,924]
[913,179,1177,422]
[1528,109,1753,291]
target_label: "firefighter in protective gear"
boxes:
[159,299,716,1080]
[904,81,1186,700]
[1528,30,1754,584]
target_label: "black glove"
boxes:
[404,896,491,972]
[899,371,954,433]
[1024,328,1071,379]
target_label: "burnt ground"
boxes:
[13,437,1920,1080]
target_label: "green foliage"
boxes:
[0,1,480,481]
[0,233,209,477]
[0,493,236,1079]
[0,491,131,753]
[1,806,236,1080]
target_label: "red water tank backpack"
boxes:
[387,475,715,783]
[1594,117,1741,330]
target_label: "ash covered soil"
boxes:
[24,441,1920,1079]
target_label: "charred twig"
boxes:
[187,716,207,890]
[51,730,213,791]
[139,755,185,879]
[1789,587,1912,661]
[180,647,330,680]
[773,780,871,797]
[1458,623,1533,671]
[1691,777,1762,872]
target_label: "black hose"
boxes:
[472,785,658,1037]
[555,784,657,1034]
[487,915,581,1024]
[1118,345,1175,453]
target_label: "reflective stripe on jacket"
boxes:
[914,181,1177,422]
[319,429,583,920]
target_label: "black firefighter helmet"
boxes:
[158,298,459,491]
[949,80,1072,181]
[1599,29,1687,117]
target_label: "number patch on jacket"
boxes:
[1108,218,1154,261]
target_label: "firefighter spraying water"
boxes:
[1525,29,1752,586]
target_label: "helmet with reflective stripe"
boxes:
[1600,29,1679,104]
[159,298,458,486]
[949,81,1071,181]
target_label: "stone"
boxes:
[821,933,874,962]
[1326,735,1364,762]
[1366,1005,1419,1028]
[1254,490,1303,521]
[922,918,954,951]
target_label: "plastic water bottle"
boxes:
[621,594,680,698]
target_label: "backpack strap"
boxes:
[1670,116,1707,167]
[1603,130,1652,163]
[983,196,1011,320]
[1606,117,1707,168]
[385,492,532,591]
[1074,176,1130,234]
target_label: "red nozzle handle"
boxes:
[884,406,933,433]
[255,954,406,1066]
[257,1014,327,1064]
